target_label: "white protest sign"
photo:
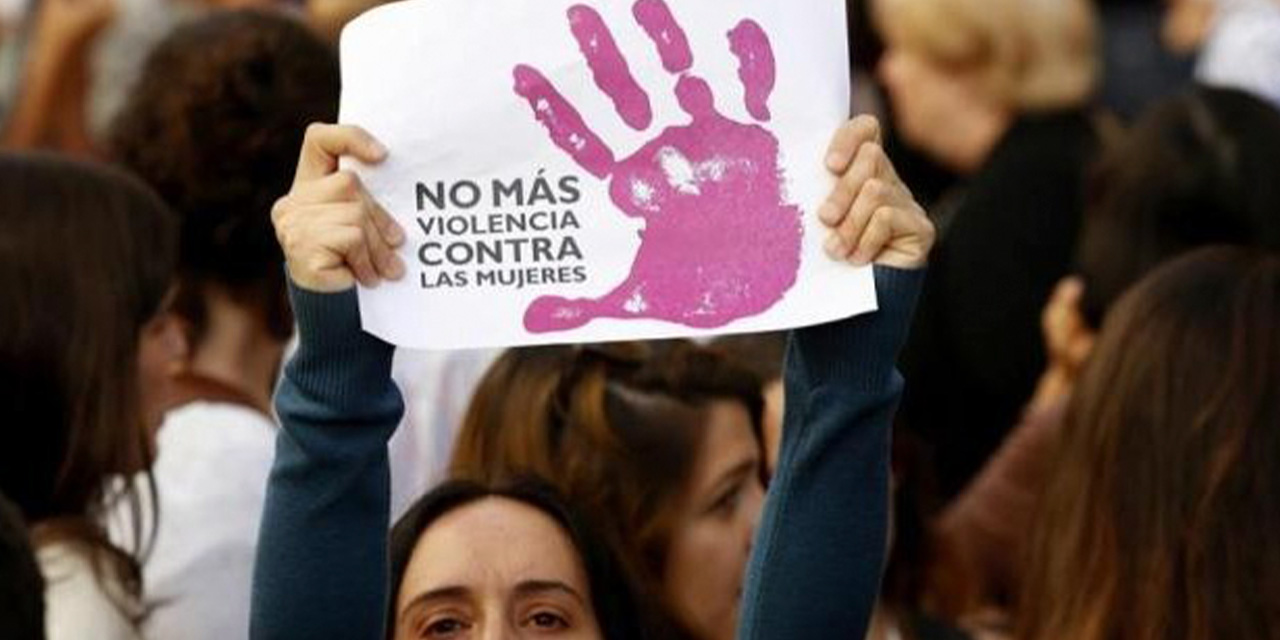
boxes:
[340,0,877,350]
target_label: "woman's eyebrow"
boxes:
[709,458,758,494]
[398,585,471,623]
[514,580,587,606]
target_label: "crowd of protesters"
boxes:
[1,0,1278,639]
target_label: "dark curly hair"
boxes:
[108,9,340,341]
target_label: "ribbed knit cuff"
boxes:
[792,265,925,391]
[281,278,399,419]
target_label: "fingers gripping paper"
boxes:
[341,0,876,350]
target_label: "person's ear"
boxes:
[1030,277,1096,412]
[1042,277,1095,373]
[135,311,192,433]
[141,311,192,376]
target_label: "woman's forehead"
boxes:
[397,497,591,604]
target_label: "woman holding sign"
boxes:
[250,114,934,639]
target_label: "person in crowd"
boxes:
[1095,0,1197,122]
[447,339,766,639]
[872,422,982,640]
[709,333,787,474]
[105,10,338,640]
[935,85,1280,625]
[0,0,380,155]
[873,0,1100,498]
[1019,246,1280,640]
[0,493,44,640]
[1,0,117,152]
[387,478,656,640]
[250,114,934,640]
[0,153,180,640]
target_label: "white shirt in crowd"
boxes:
[388,348,499,518]
[127,400,276,640]
[40,542,142,640]
[1197,0,1280,108]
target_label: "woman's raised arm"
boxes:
[739,116,934,640]
[250,124,408,640]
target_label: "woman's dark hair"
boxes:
[1021,247,1280,640]
[0,493,43,640]
[0,153,178,611]
[448,341,763,637]
[708,332,787,383]
[108,9,340,343]
[389,478,667,640]
[1077,86,1280,328]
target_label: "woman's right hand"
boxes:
[818,115,935,269]
[273,124,406,293]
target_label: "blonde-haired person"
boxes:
[878,0,1103,499]
[876,0,1096,128]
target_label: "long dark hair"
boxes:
[389,478,663,640]
[0,492,43,640]
[0,153,178,611]
[1020,247,1280,640]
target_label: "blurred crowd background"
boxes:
[1,0,1278,639]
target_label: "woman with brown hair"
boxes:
[385,477,658,640]
[447,340,767,639]
[0,153,180,639]
[1020,246,1280,640]
[932,86,1280,627]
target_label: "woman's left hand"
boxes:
[818,115,935,269]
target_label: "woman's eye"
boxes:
[711,484,743,516]
[525,610,570,630]
[422,617,470,638]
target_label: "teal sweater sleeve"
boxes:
[250,283,403,640]
[738,266,925,639]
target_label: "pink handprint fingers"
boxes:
[513,64,616,179]
[633,0,692,73]
[675,75,717,120]
[515,5,804,333]
[728,19,776,122]
[567,5,653,131]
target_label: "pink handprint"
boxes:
[515,0,801,332]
